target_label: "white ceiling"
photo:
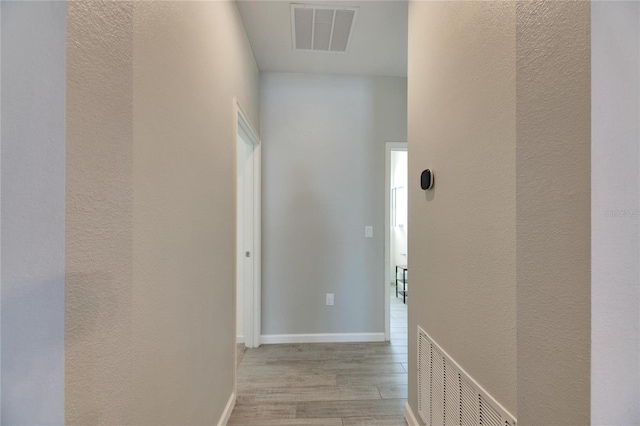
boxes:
[236,1,408,77]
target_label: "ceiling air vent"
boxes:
[291,4,358,53]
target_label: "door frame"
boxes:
[384,142,407,340]
[234,99,262,354]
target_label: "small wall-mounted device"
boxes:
[421,169,434,190]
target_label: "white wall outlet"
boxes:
[365,226,373,238]
[326,293,334,306]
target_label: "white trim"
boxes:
[0,5,3,417]
[252,142,262,349]
[233,100,261,407]
[217,392,236,426]
[384,142,407,341]
[236,102,260,145]
[260,333,385,345]
[232,333,237,404]
[404,402,420,426]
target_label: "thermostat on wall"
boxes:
[421,169,434,190]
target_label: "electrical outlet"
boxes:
[326,293,334,306]
[365,226,373,238]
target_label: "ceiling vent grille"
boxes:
[417,326,517,426]
[291,4,358,53]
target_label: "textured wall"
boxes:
[66,1,259,424]
[515,2,591,424]
[66,2,134,423]
[408,3,591,423]
[260,73,407,337]
[1,2,66,424]
[407,1,517,419]
[591,2,640,424]
[131,2,259,423]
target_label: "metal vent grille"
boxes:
[418,333,431,425]
[417,326,517,426]
[461,378,479,426]
[291,4,358,53]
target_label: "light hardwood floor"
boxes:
[229,287,408,426]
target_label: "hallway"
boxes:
[228,289,408,425]
[2,2,632,424]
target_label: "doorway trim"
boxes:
[384,142,407,340]
[235,99,262,352]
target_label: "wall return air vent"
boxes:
[417,326,517,426]
[291,4,358,53]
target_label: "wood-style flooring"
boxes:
[228,287,408,426]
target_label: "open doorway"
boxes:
[235,100,262,366]
[385,142,408,341]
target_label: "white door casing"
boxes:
[235,100,261,355]
[384,142,407,340]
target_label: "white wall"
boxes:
[592,2,640,423]
[66,2,259,424]
[260,73,407,338]
[0,2,66,424]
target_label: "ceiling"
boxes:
[236,1,408,77]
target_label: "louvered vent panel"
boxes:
[293,8,313,50]
[431,348,446,426]
[418,333,431,424]
[417,326,517,426]
[461,377,480,426]
[291,4,358,53]
[479,396,503,426]
[312,9,333,51]
[330,10,355,51]
[444,362,461,425]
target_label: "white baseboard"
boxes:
[260,332,385,344]
[217,392,236,426]
[236,335,244,344]
[404,402,420,426]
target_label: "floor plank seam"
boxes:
[228,287,408,425]
[376,386,384,400]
